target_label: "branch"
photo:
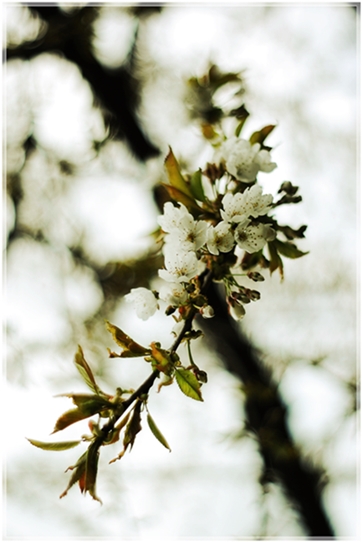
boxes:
[6,6,160,161]
[100,270,213,443]
[200,283,335,537]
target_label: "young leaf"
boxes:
[230,104,250,137]
[52,408,92,433]
[149,342,173,376]
[164,147,194,199]
[106,321,150,357]
[74,346,102,395]
[268,241,284,279]
[250,125,276,147]
[52,395,114,433]
[60,393,113,410]
[147,412,171,452]
[274,239,309,259]
[60,452,87,499]
[84,440,102,503]
[190,169,206,202]
[201,123,219,140]
[27,438,81,451]
[104,411,131,446]
[123,400,143,452]
[175,368,203,402]
[162,184,202,212]
[110,401,143,464]
[278,224,307,240]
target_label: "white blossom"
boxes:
[217,137,277,183]
[159,247,205,283]
[165,219,208,252]
[157,202,192,233]
[221,185,273,224]
[159,202,208,251]
[206,221,235,255]
[240,184,273,218]
[221,192,251,224]
[125,287,158,320]
[159,282,189,306]
[255,149,278,173]
[235,223,276,253]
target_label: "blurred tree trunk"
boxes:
[200,284,334,537]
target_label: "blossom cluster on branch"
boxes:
[28,65,307,502]
[126,133,304,325]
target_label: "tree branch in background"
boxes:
[6,5,160,161]
[201,283,335,537]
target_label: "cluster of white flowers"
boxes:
[126,202,209,321]
[124,134,281,323]
[125,182,275,321]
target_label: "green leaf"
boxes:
[27,438,81,451]
[175,368,203,402]
[250,125,276,147]
[147,412,171,451]
[162,184,202,212]
[230,104,250,137]
[106,321,150,357]
[190,169,206,202]
[74,346,102,395]
[164,147,194,199]
[274,239,309,259]
[277,224,307,240]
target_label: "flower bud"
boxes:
[247,271,265,282]
[249,289,261,301]
[200,305,215,319]
[229,302,246,320]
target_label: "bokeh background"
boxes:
[4,2,359,539]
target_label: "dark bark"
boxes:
[200,283,335,538]
[6,5,160,161]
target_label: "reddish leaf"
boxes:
[60,452,87,499]
[106,321,150,357]
[84,440,102,503]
